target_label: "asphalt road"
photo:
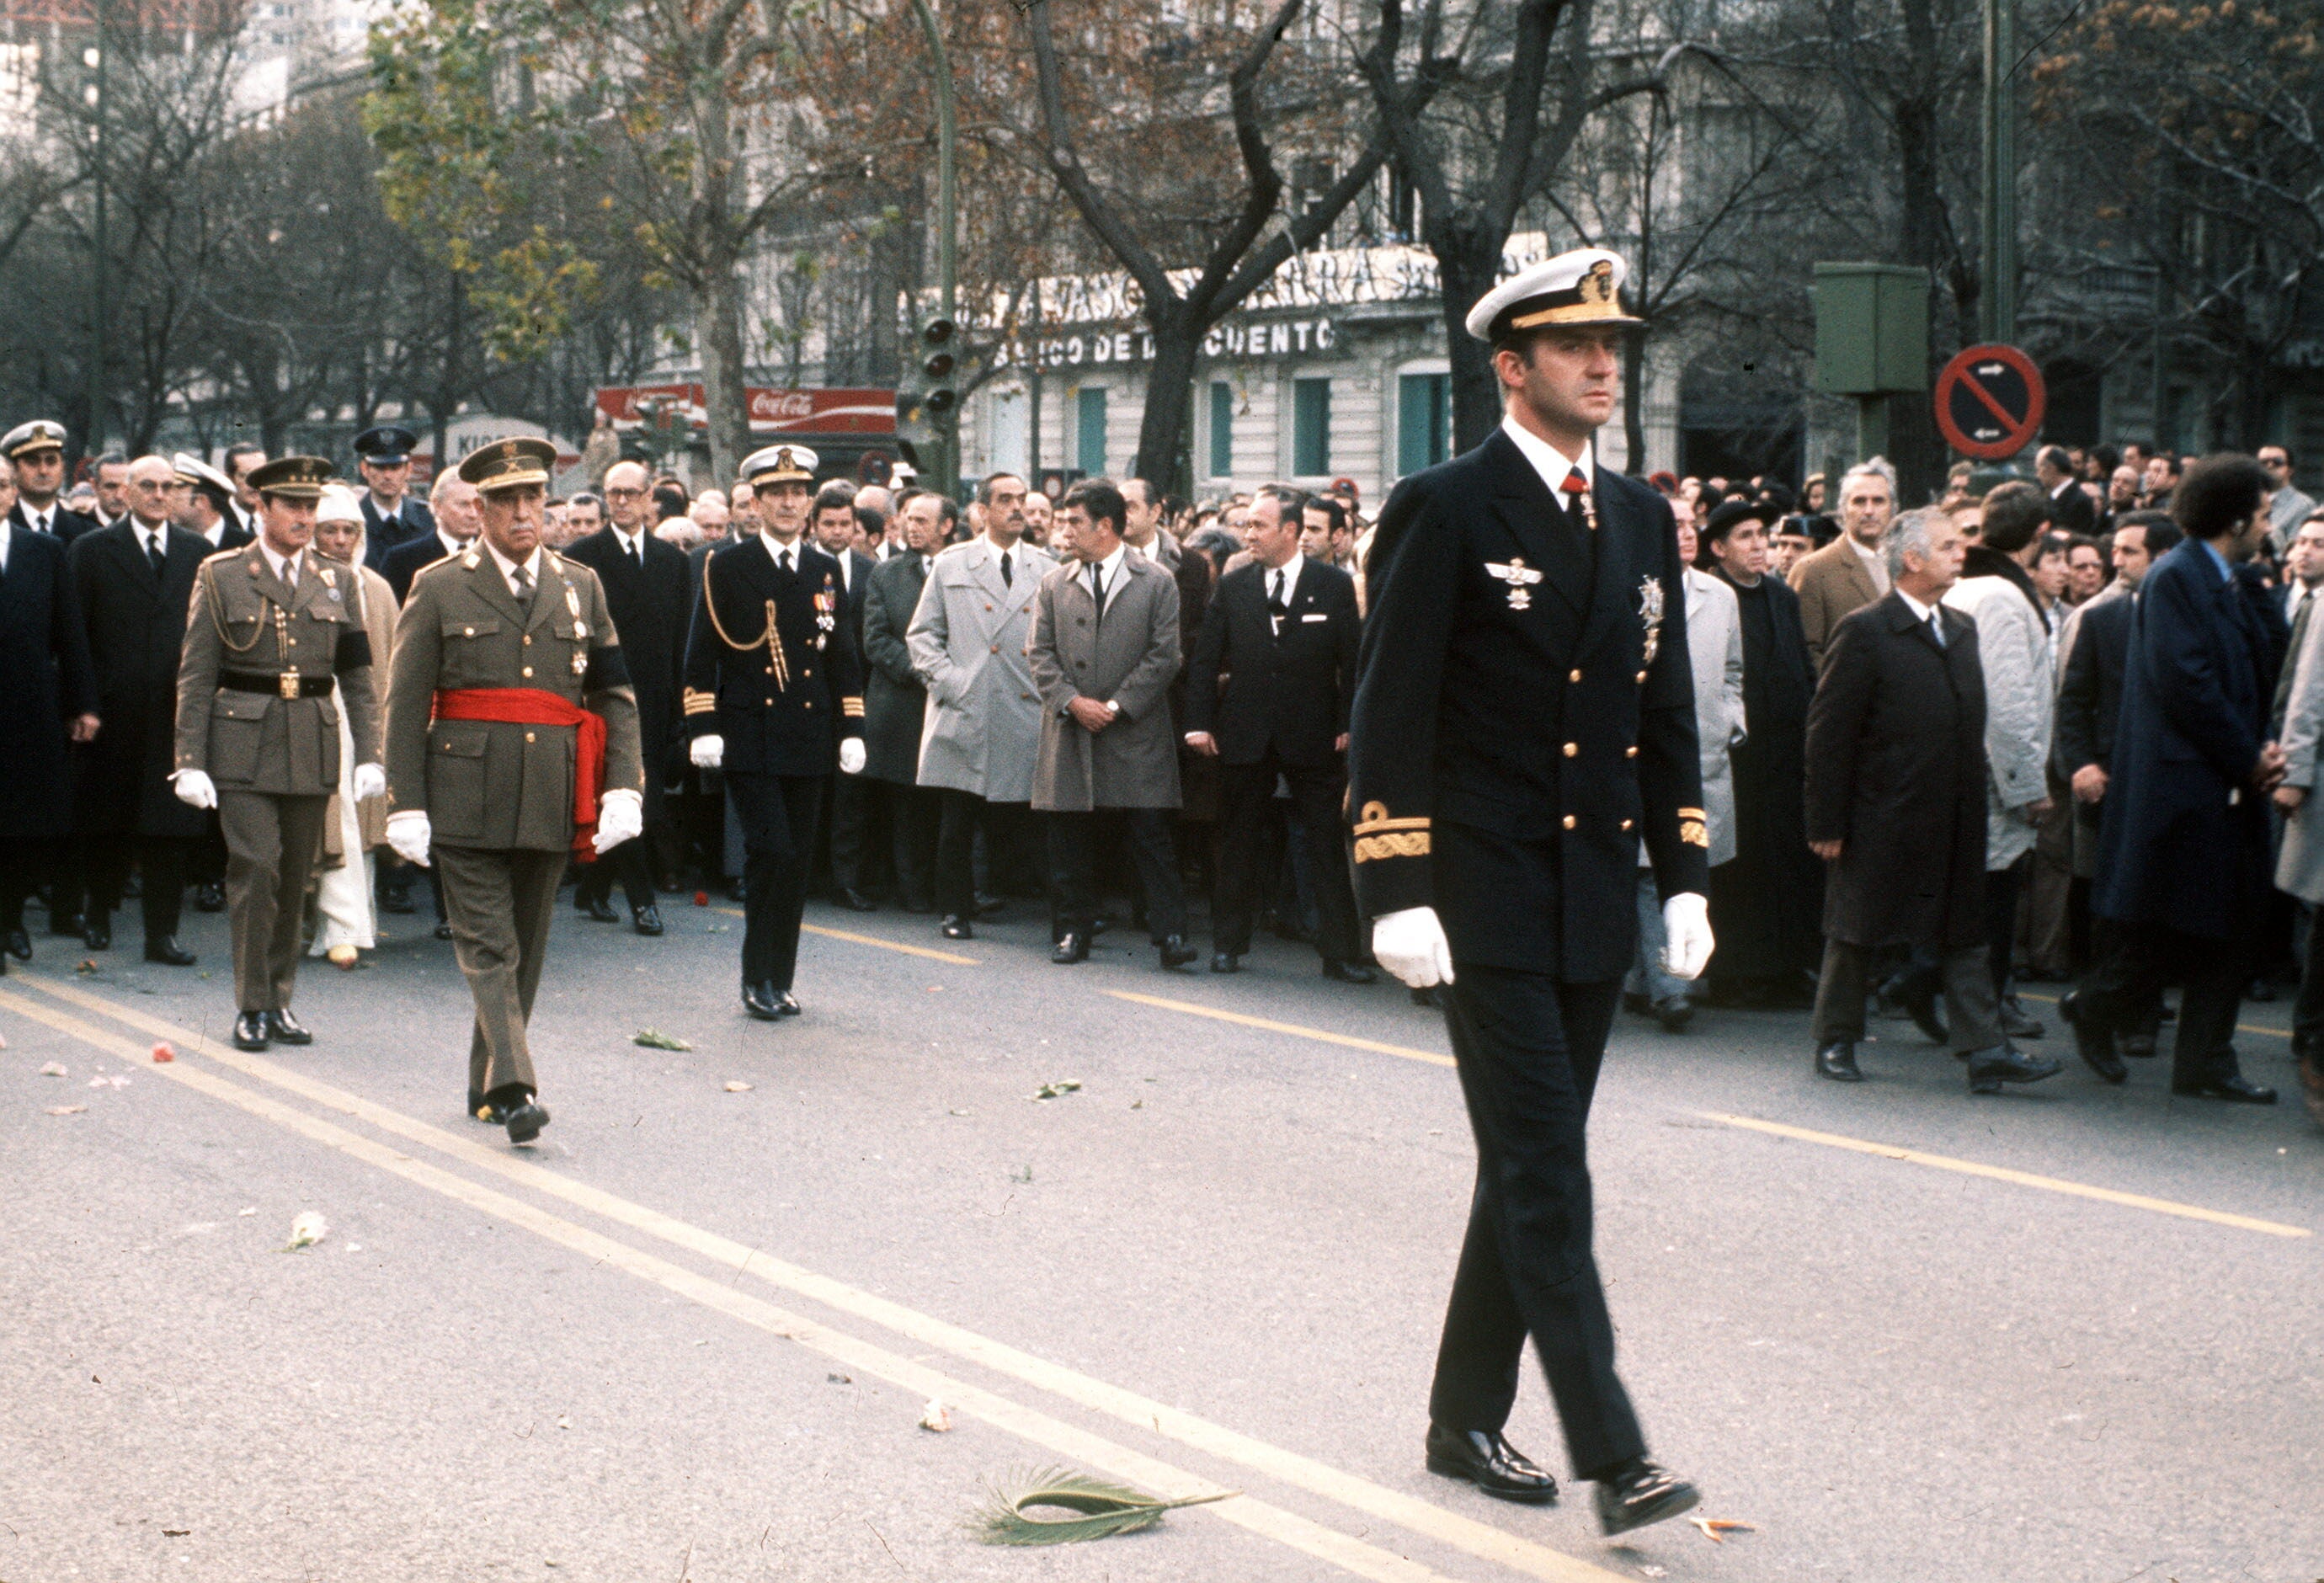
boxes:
[4,886,2319,1583]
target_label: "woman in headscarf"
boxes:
[306,484,398,966]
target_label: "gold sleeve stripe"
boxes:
[1351,800,1430,837]
[1353,830,1429,863]
[840,697,865,717]
[1676,807,1706,820]
[683,689,717,717]
[1678,817,1709,849]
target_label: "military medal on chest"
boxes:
[1484,556,1543,610]
[813,577,837,649]
[1638,575,1666,667]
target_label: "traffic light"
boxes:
[894,315,959,491]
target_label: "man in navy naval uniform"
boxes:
[684,444,867,1021]
[1349,248,1711,1537]
[352,425,437,569]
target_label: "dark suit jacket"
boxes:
[0,525,99,835]
[212,516,256,552]
[1349,430,1707,979]
[9,501,100,546]
[1804,592,1989,950]
[563,526,691,817]
[2093,541,2278,938]
[360,494,437,569]
[2049,482,2097,536]
[858,550,930,785]
[379,530,467,605]
[1184,556,1359,767]
[2054,592,2134,776]
[66,522,211,839]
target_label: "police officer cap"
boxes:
[458,436,557,494]
[1463,248,1644,343]
[353,424,419,464]
[1701,498,1772,543]
[173,452,235,501]
[741,444,819,486]
[3,418,68,459]
[248,456,337,500]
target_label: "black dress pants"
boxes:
[935,789,1034,919]
[874,781,940,908]
[728,772,825,991]
[86,834,190,946]
[1985,853,2028,996]
[573,823,656,911]
[1430,968,1644,1479]
[2077,917,2249,1087]
[1047,808,1186,943]
[1213,754,1360,962]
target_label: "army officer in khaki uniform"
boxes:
[171,456,385,1053]
[381,438,643,1144]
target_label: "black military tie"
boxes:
[999,548,1012,589]
[1090,562,1107,634]
[1267,568,1287,633]
[147,531,166,579]
[632,533,646,572]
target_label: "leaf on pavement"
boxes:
[74,959,98,974]
[919,1399,954,1432]
[88,1074,130,1089]
[723,1079,754,1092]
[40,1062,67,1077]
[632,1029,692,1051]
[970,1464,1232,1546]
[45,1105,87,1116]
[1029,1079,1083,1101]
[1689,1516,1756,1543]
[283,1211,329,1251]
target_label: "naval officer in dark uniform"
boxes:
[1349,248,1711,1536]
[352,425,437,569]
[684,444,866,1021]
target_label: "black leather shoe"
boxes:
[1411,985,1443,1009]
[742,982,781,1021]
[1900,980,1947,1044]
[1322,959,1378,985]
[1999,994,2045,1040]
[434,920,455,940]
[2060,992,2124,1082]
[232,1011,269,1051]
[502,1097,549,1143]
[266,1010,312,1045]
[1965,1043,2062,1093]
[1159,935,1197,970]
[1051,933,1088,965]
[838,887,878,912]
[4,928,29,962]
[578,896,621,923]
[774,991,801,1018]
[1651,995,1692,1032]
[2172,1074,2278,1104]
[194,882,227,913]
[1211,951,1241,974]
[1592,1458,1699,1536]
[144,936,197,967]
[379,886,415,915]
[1423,1425,1558,1505]
[974,891,1006,919]
[1815,1040,1863,1081]
[83,919,112,951]
[632,903,664,936]
[941,914,973,941]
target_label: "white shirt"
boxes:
[1085,541,1129,608]
[0,519,12,573]
[23,503,54,536]
[259,541,301,588]
[484,539,543,598]
[202,517,227,548]
[135,520,171,565]
[611,524,649,564]
[368,493,409,525]
[1499,415,1595,499]
[1262,551,1305,630]
[1849,531,1893,595]
[1895,585,1943,640]
[760,531,805,573]
[986,535,1022,587]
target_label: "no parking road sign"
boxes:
[1934,344,2046,461]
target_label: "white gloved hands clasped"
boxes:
[352,762,386,802]
[838,738,866,776]
[690,734,724,770]
[386,810,432,867]
[593,788,643,855]
[170,769,217,811]
[1660,891,1714,980]
[1371,905,1456,989]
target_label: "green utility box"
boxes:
[1813,264,1930,394]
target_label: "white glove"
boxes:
[1660,891,1714,980]
[690,734,724,770]
[170,769,217,810]
[1372,905,1455,989]
[352,762,386,802]
[386,809,432,867]
[838,738,866,776]
[593,788,643,855]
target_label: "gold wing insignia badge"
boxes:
[1484,557,1544,610]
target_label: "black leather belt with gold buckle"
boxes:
[219,669,335,700]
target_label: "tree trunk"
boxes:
[1623,329,1649,477]
[1432,216,1506,454]
[1133,305,1198,494]
[696,254,750,484]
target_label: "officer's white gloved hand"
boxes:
[386,810,433,868]
[593,788,643,855]
[1660,891,1714,980]
[352,762,386,802]
[170,769,217,811]
[838,738,866,776]
[1372,905,1456,989]
[690,734,724,770]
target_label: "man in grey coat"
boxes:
[906,472,1056,938]
[1028,479,1196,969]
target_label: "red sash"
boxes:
[432,687,606,858]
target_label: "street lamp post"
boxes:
[1979,0,2017,348]
[86,7,109,457]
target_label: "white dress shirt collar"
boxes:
[484,538,542,595]
[1266,550,1305,604]
[760,530,805,572]
[26,503,52,535]
[1089,541,1129,600]
[260,541,301,587]
[1500,415,1595,498]
[612,523,648,558]
[1895,586,1939,626]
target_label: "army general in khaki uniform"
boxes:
[171,456,384,1053]
[381,438,643,1144]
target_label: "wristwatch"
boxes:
[1104,700,1121,718]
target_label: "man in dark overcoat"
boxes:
[67,455,214,960]
[2063,455,2286,1102]
[0,454,100,969]
[856,491,946,909]
[810,481,887,909]
[1804,505,2061,1093]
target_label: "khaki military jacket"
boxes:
[382,545,642,852]
[174,545,383,797]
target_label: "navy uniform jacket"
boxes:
[2093,540,2282,939]
[360,494,437,569]
[0,525,99,837]
[9,500,101,546]
[1349,428,1708,979]
[682,536,865,776]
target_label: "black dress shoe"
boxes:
[1999,994,2045,1040]
[379,886,415,915]
[83,919,111,951]
[1051,933,1088,965]
[774,990,802,1018]
[468,1092,509,1125]
[941,914,973,941]
[974,891,1006,919]
[2060,991,2124,1082]
[1650,995,1692,1032]
[632,903,664,936]
[7,928,34,961]
[832,887,873,912]
[194,882,227,913]
[434,920,455,940]
[144,936,197,967]
[1411,985,1443,1009]
[742,981,781,1021]
[578,896,621,923]
[1899,980,1947,1043]
[1592,1458,1699,1536]
[266,1010,313,1045]
[2172,1074,2278,1104]
[1815,1040,1863,1081]
[232,1011,270,1051]
[1158,935,1197,970]
[1211,951,1241,974]
[502,1097,550,1143]
[1322,959,1378,984]
[1423,1425,1558,1505]
[1965,1043,2063,1093]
